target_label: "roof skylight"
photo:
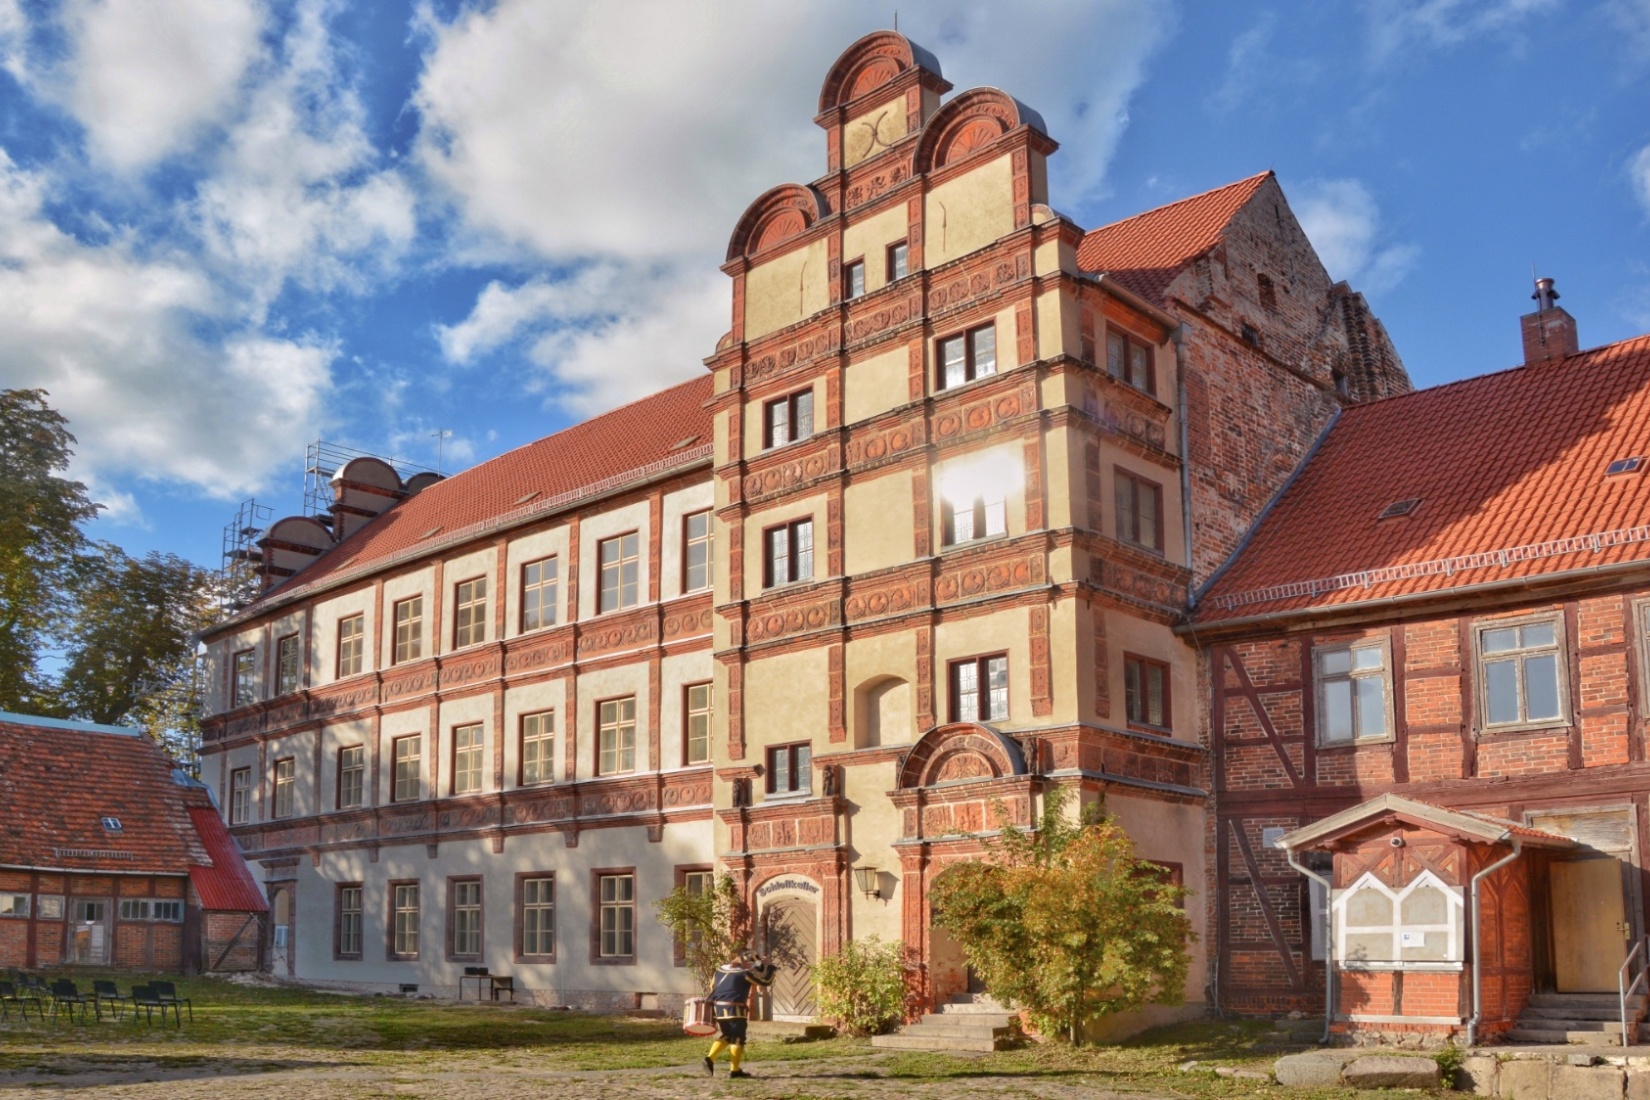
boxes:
[1606,457,1644,476]
[1378,498,1421,520]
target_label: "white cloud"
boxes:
[1365,0,1557,63]
[52,0,264,171]
[1207,17,1275,117]
[1293,178,1420,295]
[0,0,25,84]
[1630,143,1650,218]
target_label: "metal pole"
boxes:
[1467,840,1522,1048]
[1286,850,1335,1044]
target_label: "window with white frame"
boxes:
[943,492,1007,545]
[520,875,554,958]
[682,511,713,593]
[272,757,295,818]
[337,614,365,677]
[598,873,636,958]
[337,884,362,958]
[1334,869,1463,968]
[393,596,423,663]
[118,899,184,922]
[598,697,637,776]
[1478,617,1565,728]
[521,556,558,631]
[392,735,421,802]
[451,723,484,795]
[391,882,419,958]
[598,533,640,612]
[276,634,302,695]
[450,878,482,958]
[0,893,29,917]
[520,711,555,785]
[1316,639,1392,744]
[453,577,488,648]
[684,683,712,765]
[338,746,364,809]
[232,648,256,708]
[229,767,251,824]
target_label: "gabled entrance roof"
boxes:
[1276,793,1576,853]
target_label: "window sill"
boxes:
[940,532,1010,552]
[515,954,555,965]
[1126,722,1175,738]
[1478,720,1571,737]
[333,954,362,962]
[1316,736,1397,749]
[590,955,637,967]
[762,789,814,805]
[1116,539,1166,557]
[1338,961,1463,973]
[760,434,816,456]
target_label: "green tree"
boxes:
[0,389,101,714]
[814,935,910,1036]
[652,873,751,989]
[928,789,1192,1044]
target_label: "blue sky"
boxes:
[3,0,1648,572]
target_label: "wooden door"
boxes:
[762,899,817,1019]
[1552,858,1628,992]
[68,899,110,965]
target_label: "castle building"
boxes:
[196,32,1406,1023]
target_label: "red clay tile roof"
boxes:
[1198,333,1650,622]
[1075,171,1272,305]
[187,808,268,912]
[253,375,715,608]
[0,714,209,875]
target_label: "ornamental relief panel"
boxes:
[933,552,1044,605]
[504,637,572,675]
[744,596,842,644]
[844,157,913,211]
[581,788,656,817]
[382,670,431,702]
[1084,390,1169,452]
[439,804,500,830]
[844,416,923,471]
[742,445,835,502]
[512,796,576,824]
[321,818,374,844]
[925,251,1031,316]
[742,323,841,388]
[380,811,432,836]
[310,683,379,719]
[662,777,712,807]
[662,604,714,640]
[577,611,658,658]
[441,653,500,689]
[1089,558,1186,609]
[844,292,924,348]
[932,380,1036,443]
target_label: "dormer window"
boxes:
[101,816,122,832]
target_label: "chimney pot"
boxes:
[1521,276,1578,365]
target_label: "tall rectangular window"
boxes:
[1316,640,1391,744]
[393,596,423,663]
[598,533,640,613]
[272,757,295,818]
[937,324,997,390]
[454,577,488,648]
[519,875,555,959]
[950,655,1009,723]
[337,614,364,677]
[684,682,712,765]
[598,873,635,959]
[451,723,484,795]
[229,767,251,824]
[844,259,865,299]
[450,878,482,959]
[943,493,1007,545]
[1478,618,1565,729]
[1124,654,1171,731]
[391,882,419,959]
[598,697,637,776]
[766,742,811,796]
[520,711,555,785]
[521,557,558,632]
[1106,328,1156,395]
[276,634,301,695]
[1115,469,1164,553]
[392,735,421,802]
[683,511,713,593]
[336,884,362,959]
[887,241,908,281]
[763,390,814,449]
[338,745,364,808]
[232,649,256,708]
[763,518,813,588]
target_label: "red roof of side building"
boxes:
[1197,333,1650,623]
[1075,171,1272,305]
[255,374,716,606]
[187,808,268,911]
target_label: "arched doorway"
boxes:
[761,896,818,1019]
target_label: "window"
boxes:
[684,683,713,765]
[449,878,482,959]
[682,511,713,593]
[390,882,420,959]
[520,711,555,786]
[845,259,865,299]
[1115,469,1164,553]
[392,735,421,802]
[1106,328,1156,395]
[0,893,29,918]
[1124,655,1171,731]
[942,492,1006,545]
[272,757,295,819]
[518,874,555,959]
[1334,869,1463,967]
[598,697,637,776]
[337,614,364,677]
[887,241,908,281]
[766,742,812,796]
[937,324,997,390]
[950,655,1009,723]
[1316,640,1391,744]
[597,873,636,959]
[763,518,814,588]
[117,899,183,922]
[336,884,363,958]
[521,557,558,632]
[764,390,814,449]
[598,533,640,613]
[232,649,256,708]
[229,767,251,824]
[674,868,715,963]
[393,596,423,663]
[1478,617,1565,728]
[338,746,364,809]
[451,723,485,795]
[276,634,301,695]
[454,577,488,648]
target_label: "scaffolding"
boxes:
[302,439,440,521]
[218,498,273,614]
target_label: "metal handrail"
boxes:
[1619,934,1648,1047]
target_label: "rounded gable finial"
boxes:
[818,30,941,113]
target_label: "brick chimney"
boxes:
[1521,277,1579,365]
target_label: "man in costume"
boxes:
[703,947,777,1078]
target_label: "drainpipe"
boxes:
[1286,850,1335,1044]
[1173,325,1196,588]
[1466,839,1523,1048]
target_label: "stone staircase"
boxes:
[1505,992,1644,1045]
[870,993,1020,1052]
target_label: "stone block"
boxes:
[1458,1054,1499,1096]
[1275,1051,1355,1088]
[1341,1055,1440,1090]
[1500,1059,1551,1100]
[1626,1067,1650,1100]
[1550,1064,1624,1100]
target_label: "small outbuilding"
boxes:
[0,711,268,973]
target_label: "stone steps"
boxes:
[869,994,1020,1053]
[1505,1026,1630,1045]
[1508,992,1642,1044]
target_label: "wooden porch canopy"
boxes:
[1276,793,1577,853]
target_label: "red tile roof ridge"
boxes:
[1081,169,1273,247]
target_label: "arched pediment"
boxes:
[725,183,828,262]
[914,88,1048,174]
[897,722,1026,790]
[818,31,942,113]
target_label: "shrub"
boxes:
[814,936,909,1036]
[651,874,750,990]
